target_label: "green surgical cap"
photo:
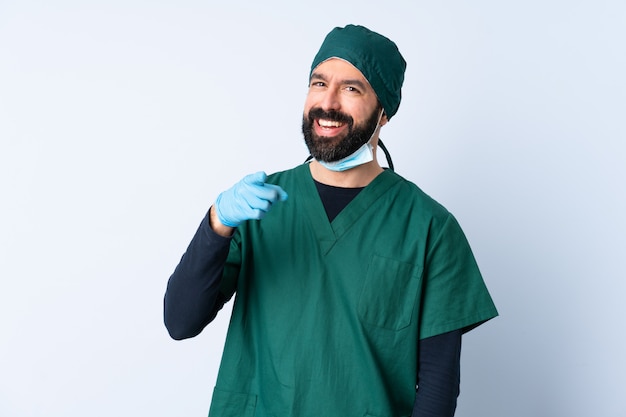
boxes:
[310,24,407,119]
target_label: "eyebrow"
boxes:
[310,72,369,91]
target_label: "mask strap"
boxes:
[365,109,385,146]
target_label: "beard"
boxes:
[302,106,381,162]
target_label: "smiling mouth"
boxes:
[318,119,345,128]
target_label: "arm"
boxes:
[163,172,288,340]
[412,329,462,417]
[163,207,233,340]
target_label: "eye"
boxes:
[310,81,326,88]
[344,86,361,94]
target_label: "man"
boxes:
[164,24,497,417]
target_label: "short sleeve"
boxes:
[418,213,498,339]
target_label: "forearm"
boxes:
[163,207,232,340]
[412,330,462,417]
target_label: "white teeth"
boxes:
[318,119,343,128]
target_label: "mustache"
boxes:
[307,108,353,126]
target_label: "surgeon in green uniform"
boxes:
[164,24,498,417]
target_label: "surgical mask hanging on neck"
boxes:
[318,142,374,172]
[317,109,384,172]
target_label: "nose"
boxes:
[319,88,341,112]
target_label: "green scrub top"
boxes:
[210,164,498,417]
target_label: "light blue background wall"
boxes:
[1,1,624,416]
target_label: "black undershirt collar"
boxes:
[313,180,364,222]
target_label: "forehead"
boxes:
[310,58,372,88]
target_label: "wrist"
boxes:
[209,205,235,237]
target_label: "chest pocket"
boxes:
[357,254,422,331]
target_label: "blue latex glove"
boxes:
[214,171,288,227]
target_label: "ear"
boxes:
[380,111,389,127]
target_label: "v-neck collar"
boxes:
[295,164,402,254]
